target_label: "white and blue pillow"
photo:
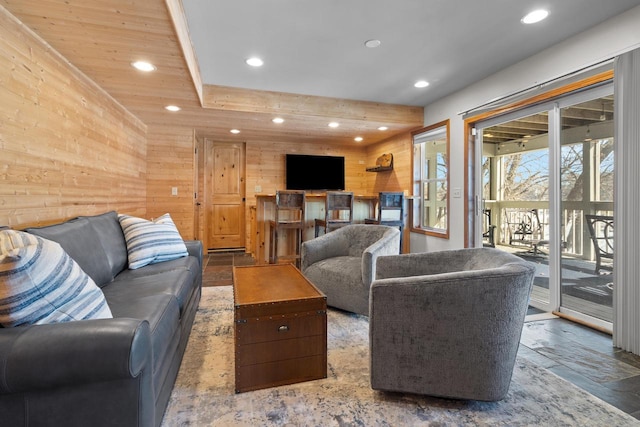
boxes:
[0,229,113,327]
[118,213,188,270]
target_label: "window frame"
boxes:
[410,119,450,239]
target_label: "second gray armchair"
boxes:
[369,248,535,401]
[301,224,400,316]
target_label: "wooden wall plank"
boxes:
[0,6,146,228]
[146,124,195,238]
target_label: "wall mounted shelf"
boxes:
[366,153,393,172]
[366,165,393,172]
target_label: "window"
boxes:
[411,120,449,237]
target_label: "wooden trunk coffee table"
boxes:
[233,263,327,393]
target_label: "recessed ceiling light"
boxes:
[165,105,181,112]
[364,39,381,48]
[246,57,264,67]
[131,61,156,72]
[521,9,549,24]
[328,122,340,128]
[378,126,388,131]
[354,137,363,142]
[230,129,240,134]
[414,80,430,88]
[272,117,284,124]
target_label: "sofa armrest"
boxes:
[301,231,349,271]
[0,318,151,394]
[361,228,400,287]
[185,240,203,268]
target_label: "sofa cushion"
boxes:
[118,214,188,270]
[115,256,200,282]
[78,211,128,279]
[25,218,114,287]
[0,230,112,327]
[303,256,366,313]
[105,268,196,316]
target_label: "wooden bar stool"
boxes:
[365,191,404,252]
[314,191,354,237]
[269,190,306,267]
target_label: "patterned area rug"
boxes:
[161,286,638,426]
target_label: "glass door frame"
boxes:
[471,82,614,328]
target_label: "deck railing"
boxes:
[484,201,613,260]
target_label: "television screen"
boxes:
[286,154,345,191]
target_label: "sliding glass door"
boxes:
[481,110,550,304]
[559,95,614,323]
[475,83,614,325]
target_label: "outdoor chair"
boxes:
[482,209,496,247]
[585,214,614,275]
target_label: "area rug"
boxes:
[161,286,639,426]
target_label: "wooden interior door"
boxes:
[193,135,204,241]
[205,140,246,251]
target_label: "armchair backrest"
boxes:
[344,224,399,257]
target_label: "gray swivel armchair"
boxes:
[301,224,400,316]
[369,247,535,401]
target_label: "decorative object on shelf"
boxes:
[366,153,393,172]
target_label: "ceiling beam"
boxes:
[165,0,203,105]
[202,84,424,126]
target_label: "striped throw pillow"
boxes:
[0,230,113,327]
[118,214,188,270]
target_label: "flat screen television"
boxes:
[285,154,345,191]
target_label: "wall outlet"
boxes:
[255,185,262,193]
[452,187,461,198]
[171,187,178,196]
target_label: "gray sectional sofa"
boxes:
[0,211,202,427]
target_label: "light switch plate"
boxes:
[171,187,178,196]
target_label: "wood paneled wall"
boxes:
[0,4,416,245]
[146,125,195,238]
[365,132,413,194]
[145,129,413,251]
[245,140,368,203]
[244,140,369,250]
[0,6,147,228]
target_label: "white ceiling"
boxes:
[183,0,640,107]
